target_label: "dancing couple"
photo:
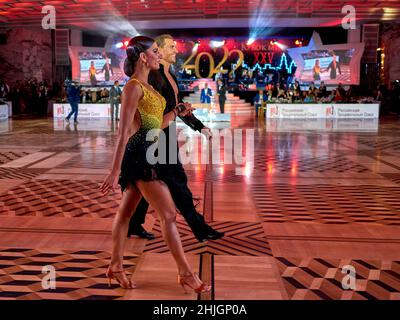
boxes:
[100,35,223,292]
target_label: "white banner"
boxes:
[329,104,379,119]
[0,104,9,120]
[266,103,379,119]
[53,103,118,118]
[267,104,326,118]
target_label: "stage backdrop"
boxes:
[68,32,363,85]
[69,37,298,84]
[174,37,296,80]
[69,46,126,85]
[288,32,364,85]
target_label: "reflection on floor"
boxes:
[1,112,400,300]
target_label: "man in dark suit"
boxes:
[128,34,224,242]
[109,80,121,121]
[102,58,114,82]
[217,79,227,114]
[65,81,81,124]
[326,53,341,80]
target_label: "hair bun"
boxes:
[124,58,134,77]
[123,35,155,77]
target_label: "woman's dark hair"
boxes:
[124,36,155,77]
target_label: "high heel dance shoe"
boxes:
[106,267,136,289]
[177,272,211,294]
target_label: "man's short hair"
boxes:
[155,34,174,48]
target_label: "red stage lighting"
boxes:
[116,39,130,49]
[270,39,278,46]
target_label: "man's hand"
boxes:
[176,102,195,117]
[201,127,212,139]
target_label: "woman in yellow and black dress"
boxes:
[100,36,211,293]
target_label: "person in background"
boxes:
[65,81,81,124]
[253,89,268,116]
[326,53,341,80]
[200,83,212,107]
[337,83,345,95]
[11,80,22,115]
[28,78,39,114]
[307,82,318,101]
[109,80,122,121]
[376,84,390,115]
[85,90,90,103]
[102,57,114,82]
[38,82,49,116]
[304,92,315,103]
[95,88,102,102]
[100,88,109,102]
[313,59,321,81]
[292,80,302,101]
[333,88,345,102]
[89,61,98,86]
[271,83,278,98]
[318,81,327,98]
[267,88,273,101]
[0,79,9,100]
[216,79,227,114]
[277,84,287,99]
[91,89,97,103]
[81,90,87,103]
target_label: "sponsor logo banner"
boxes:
[53,104,112,118]
[266,104,379,119]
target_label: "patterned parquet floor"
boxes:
[1,113,400,300]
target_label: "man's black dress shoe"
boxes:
[128,226,155,240]
[195,229,225,243]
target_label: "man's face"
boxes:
[160,38,178,64]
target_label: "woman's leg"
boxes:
[137,180,206,289]
[110,184,142,271]
[137,180,190,274]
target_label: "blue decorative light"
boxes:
[241,53,296,73]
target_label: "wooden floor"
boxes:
[1,111,400,300]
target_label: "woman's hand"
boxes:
[100,171,120,195]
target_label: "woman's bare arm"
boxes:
[161,103,195,129]
[161,109,178,129]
